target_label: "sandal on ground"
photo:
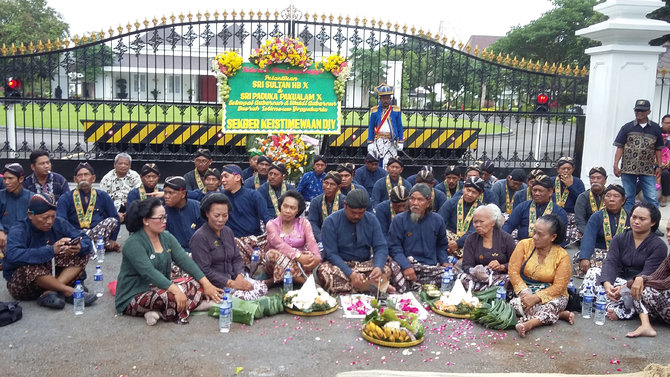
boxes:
[37,292,65,309]
[64,291,98,306]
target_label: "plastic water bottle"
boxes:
[582,284,594,319]
[441,267,454,293]
[96,236,105,263]
[224,288,231,303]
[496,281,506,301]
[446,255,458,265]
[73,280,85,315]
[567,278,576,294]
[93,265,104,297]
[251,247,260,263]
[594,291,607,325]
[219,297,231,333]
[283,268,293,292]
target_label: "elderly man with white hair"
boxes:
[99,152,141,222]
[388,183,450,292]
[458,203,517,292]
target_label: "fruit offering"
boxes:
[363,321,416,343]
[362,308,424,345]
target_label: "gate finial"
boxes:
[280,5,303,22]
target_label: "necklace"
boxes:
[528,201,554,236]
[602,209,627,249]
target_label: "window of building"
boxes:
[167,75,181,94]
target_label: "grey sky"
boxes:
[47,0,554,43]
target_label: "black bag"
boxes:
[0,301,23,327]
[566,291,582,312]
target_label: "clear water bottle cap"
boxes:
[499,282,505,286]
[286,268,290,272]
[75,280,81,285]
[96,265,101,269]
[222,297,227,301]
[224,288,231,293]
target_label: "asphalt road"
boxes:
[0,217,668,377]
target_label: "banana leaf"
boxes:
[207,297,259,326]
[419,291,438,308]
[473,286,498,303]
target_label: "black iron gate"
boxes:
[0,6,588,176]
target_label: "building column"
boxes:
[576,0,670,183]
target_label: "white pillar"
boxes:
[576,0,670,184]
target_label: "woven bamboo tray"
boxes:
[361,331,424,348]
[285,304,338,316]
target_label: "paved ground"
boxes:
[0,199,668,377]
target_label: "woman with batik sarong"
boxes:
[265,190,321,286]
[625,240,670,338]
[115,197,222,325]
[458,204,516,292]
[574,184,627,278]
[190,193,267,301]
[508,214,574,338]
[588,203,666,321]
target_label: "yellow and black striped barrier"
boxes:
[82,121,479,150]
[328,127,479,149]
[82,120,247,147]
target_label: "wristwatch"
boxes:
[295,251,302,261]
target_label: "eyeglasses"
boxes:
[149,215,168,222]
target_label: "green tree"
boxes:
[73,44,114,84]
[489,0,606,67]
[349,48,389,106]
[649,1,670,46]
[0,0,69,47]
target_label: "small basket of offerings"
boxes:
[361,308,425,348]
[283,275,338,316]
[425,280,480,319]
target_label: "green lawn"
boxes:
[0,103,509,134]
